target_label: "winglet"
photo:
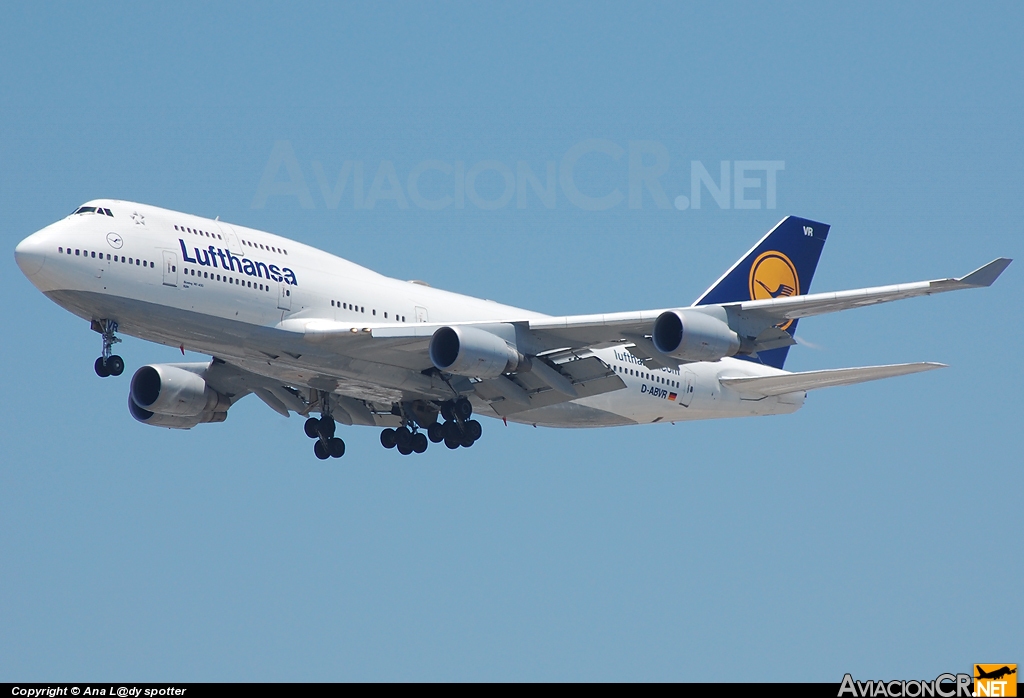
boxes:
[957,258,1012,287]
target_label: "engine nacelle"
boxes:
[129,363,230,422]
[429,325,522,379]
[128,395,227,429]
[652,310,741,362]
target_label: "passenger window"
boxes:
[75,249,80,256]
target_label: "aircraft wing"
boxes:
[719,362,945,397]
[279,258,1011,362]
[514,258,1013,357]
[270,258,1008,413]
[723,258,1012,330]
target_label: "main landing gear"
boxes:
[380,397,482,456]
[93,319,125,378]
[303,391,346,460]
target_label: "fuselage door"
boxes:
[415,306,428,323]
[162,250,178,287]
[215,222,245,256]
[680,370,695,407]
[278,283,292,311]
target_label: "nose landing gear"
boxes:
[93,319,125,378]
[304,391,345,460]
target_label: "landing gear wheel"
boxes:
[454,398,473,420]
[444,434,461,450]
[317,415,336,440]
[394,426,412,452]
[313,440,330,460]
[328,437,346,458]
[461,433,475,448]
[305,417,321,439]
[465,419,482,441]
[442,420,460,440]
[412,432,428,454]
[427,422,445,443]
[380,428,397,449]
[94,357,110,377]
[440,401,455,422]
[107,355,124,376]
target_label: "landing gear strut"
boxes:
[303,390,345,460]
[93,319,124,378]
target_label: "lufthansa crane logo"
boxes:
[106,232,123,249]
[749,250,799,331]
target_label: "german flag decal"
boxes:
[668,392,677,401]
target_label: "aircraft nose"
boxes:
[14,232,47,278]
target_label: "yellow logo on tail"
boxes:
[749,250,800,331]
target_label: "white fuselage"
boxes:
[15,200,804,428]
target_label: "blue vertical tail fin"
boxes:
[693,216,830,369]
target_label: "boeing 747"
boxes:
[14,202,1011,458]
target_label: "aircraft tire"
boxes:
[305,418,321,439]
[329,437,346,458]
[380,428,397,449]
[318,415,336,439]
[313,440,330,460]
[394,426,412,451]
[412,432,428,454]
[94,357,110,378]
[440,401,455,422]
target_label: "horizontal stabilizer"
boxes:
[720,362,946,397]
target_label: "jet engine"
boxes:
[429,325,523,379]
[652,310,741,362]
[128,363,230,429]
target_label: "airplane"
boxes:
[976,666,1016,681]
[14,201,1011,459]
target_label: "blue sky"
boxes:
[2,1,1021,681]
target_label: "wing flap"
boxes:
[475,356,625,416]
[720,362,946,397]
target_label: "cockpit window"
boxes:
[72,206,114,216]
